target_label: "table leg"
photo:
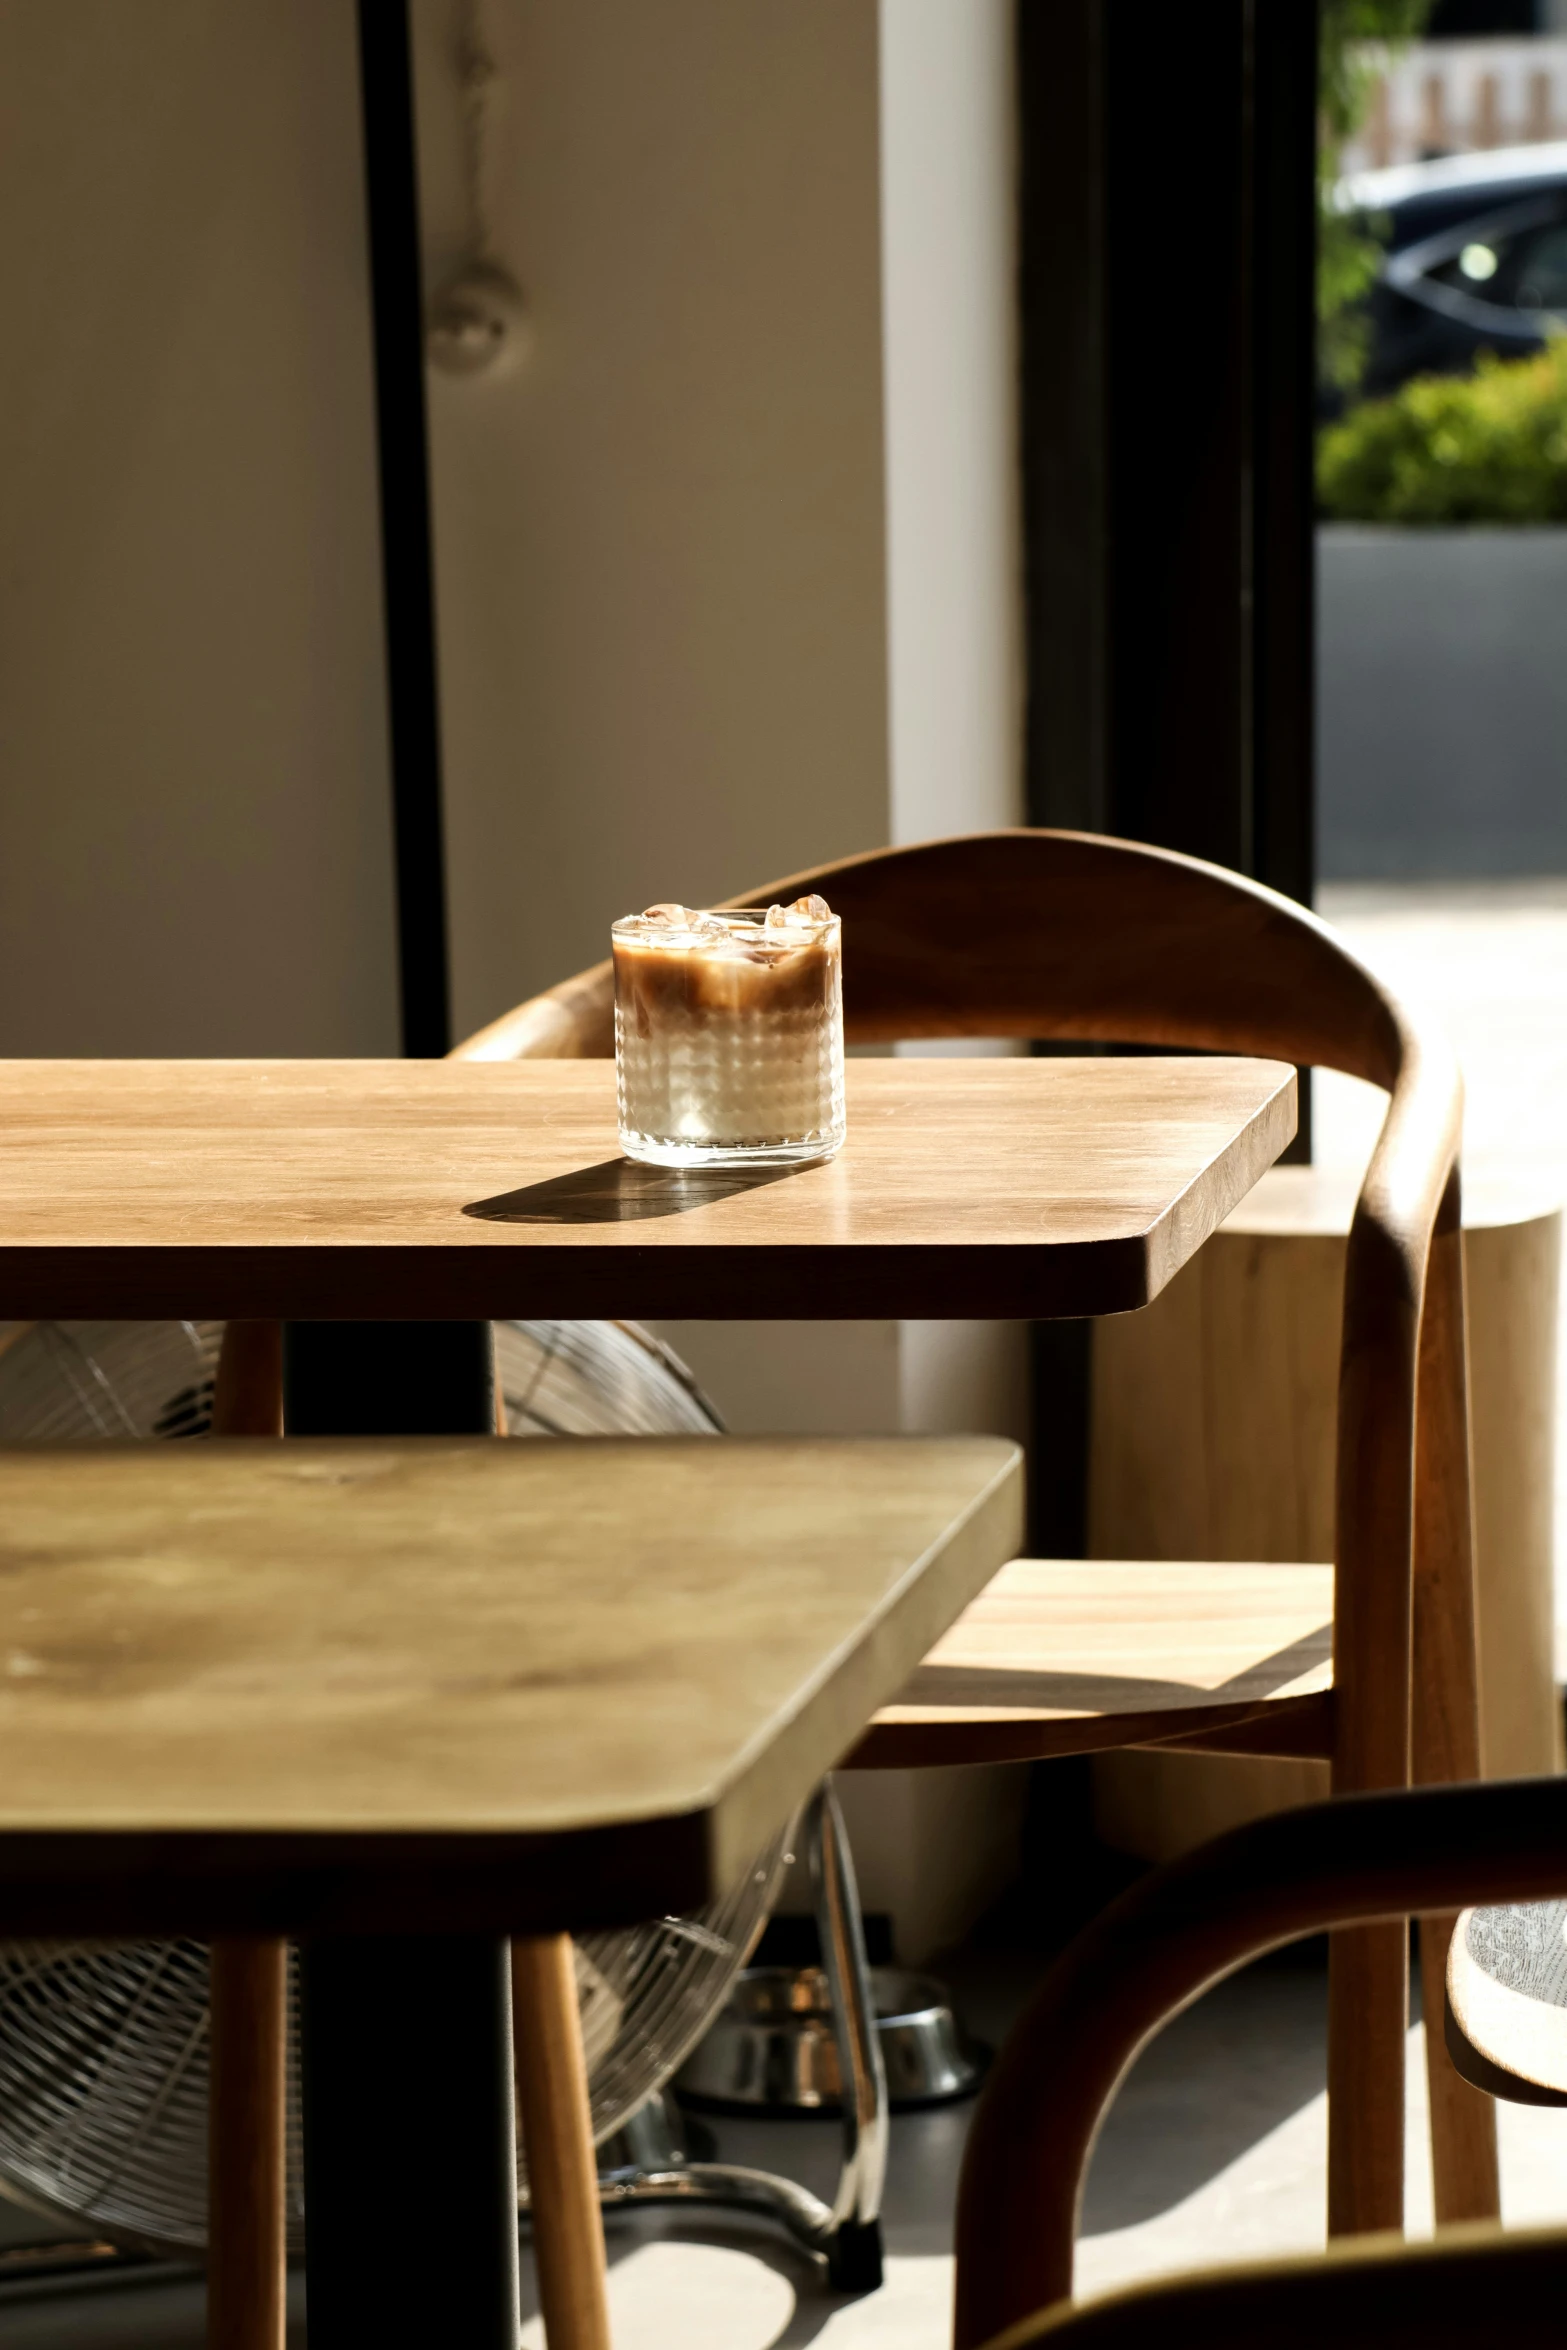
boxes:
[281,1318,495,1439]
[302,1936,520,2347]
[286,1322,522,2350]
[208,1938,288,2350]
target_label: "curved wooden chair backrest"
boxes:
[452,829,1468,1815]
[956,1773,1567,2347]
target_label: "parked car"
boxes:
[1338,140,1567,396]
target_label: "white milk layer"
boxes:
[616,992,844,1152]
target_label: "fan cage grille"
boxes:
[0,1318,787,2253]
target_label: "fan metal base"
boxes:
[594,2150,885,2295]
[566,1786,889,2295]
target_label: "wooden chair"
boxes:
[454,827,1494,2241]
[956,1775,1567,2350]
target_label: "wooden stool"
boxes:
[1089,1163,1562,1859]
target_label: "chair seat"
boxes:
[848,1557,1334,1768]
[1446,1901,1567,2107]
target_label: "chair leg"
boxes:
[206,1341,288,2347]
[513,1935,613,2350]
[1412,1194,1500,2225]
[1327,1918,1408,2236]
[212,1321,283,1437]
[1419,1910,1501,2223]
[502,1356,614,2341]
[208,1937,288,2350]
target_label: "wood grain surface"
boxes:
[853,1559,1332,1767]
[0,1435,1019,1936]
[0,1056,1294,1321]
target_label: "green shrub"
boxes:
[1318,343,1567,523]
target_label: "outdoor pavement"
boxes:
[1317,880,1567,1608]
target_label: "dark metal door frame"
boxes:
[1017,0,1320,1553]
[1018,0,1317,901]
[356,0,452,1059]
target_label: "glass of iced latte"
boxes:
[612,896,845,1168]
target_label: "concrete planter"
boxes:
[1318,524,1567,880]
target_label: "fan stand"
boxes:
[565,1783,888,2294]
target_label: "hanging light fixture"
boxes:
[426,0,530,376]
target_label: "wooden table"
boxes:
[0,1055,1294,1318]
[0,1051,1295,2347]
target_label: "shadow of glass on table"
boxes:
[464,1158,796,1225]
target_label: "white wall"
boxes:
[415,0,893,1043]
[417,0,1022,1042]
[875,0,1026,1526]
[880,0,1021,852]
[0,1,398,1056]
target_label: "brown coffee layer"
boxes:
[614,936,836,1033]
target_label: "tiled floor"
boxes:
[5,880,1567,2344]
[11,1963,1567,2347]
[551,1938,1567,2347]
